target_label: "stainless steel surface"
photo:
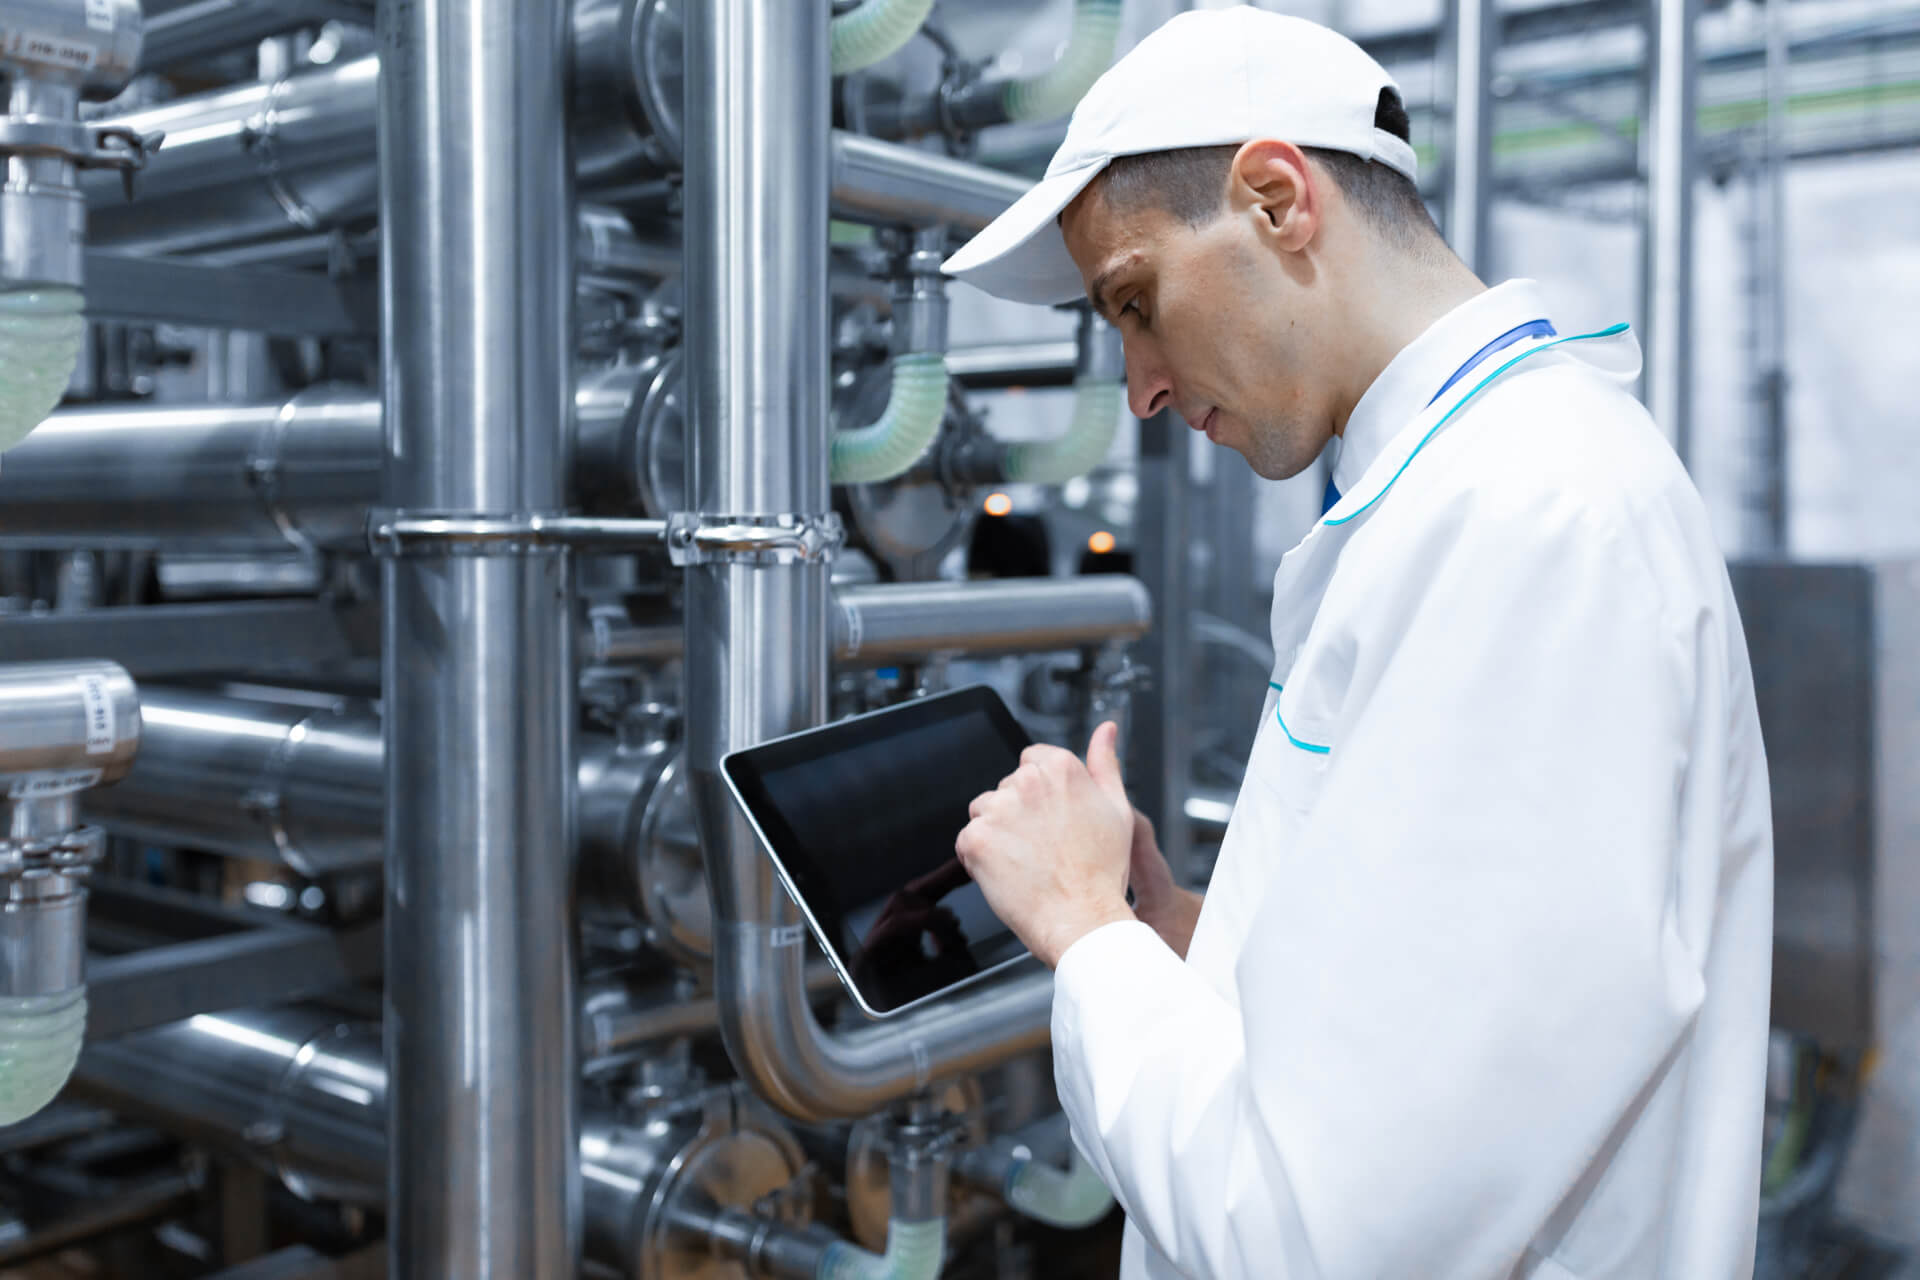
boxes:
[81,250,378,336]
[945,340,1080,390]
[0,390,381,552]
[377,0,578,1271]
[684,0,1056,1125]
[0,1169,197,1269]
[0,661,140,784]
[139,0,368,71]
[83,35,1025,253]
[1,78,85,290]
[828,131,1028,233]
[82,688,381,878]
[0,877,84,995]
[73,1003,814,1276]
[578,964,844,1066]
[834,577,1151,666]
[0,600,377,678]
[1133,411,1196,890]
[1444,0,1496,276]
[0,0,143,97]
[1642,0,1698,466]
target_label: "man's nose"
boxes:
[1124,344,1172,420]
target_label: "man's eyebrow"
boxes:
[1088,265,1125,321]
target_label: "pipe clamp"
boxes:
[666,513,844,567]
[367,511,671,557]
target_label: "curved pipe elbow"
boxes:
[1002,0,1124,123]
[831,352,950,487]
[1000,377,1122,485]
[831,0,938,76]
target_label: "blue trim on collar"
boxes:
[1323,323,1632,529]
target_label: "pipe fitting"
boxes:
[0,660,140,1125]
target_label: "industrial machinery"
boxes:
[0,0,1911,1276]
[0,1,1149,1275]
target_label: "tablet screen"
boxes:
[723,686,1033,1015]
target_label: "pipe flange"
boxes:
[664,512,844,567]
[0,118,160,171]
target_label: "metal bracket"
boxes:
[368,511,671,558]
[664,513,845,567]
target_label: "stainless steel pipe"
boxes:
[84,50,1027,253]
[0,390,381,552]
[376,0,578,1270]
[683,0,1055,1125]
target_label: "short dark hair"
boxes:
[1092,89,1439,252]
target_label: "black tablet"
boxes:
[721,684,1035,1018]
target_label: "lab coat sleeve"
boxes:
[1052,490,1709,1277]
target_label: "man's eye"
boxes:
[1122,297,1144,321]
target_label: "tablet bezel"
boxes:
[719,683,1036,1020]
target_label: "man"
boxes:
[946,7,1773,1278]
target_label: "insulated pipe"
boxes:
[376,0,578,1272]
[683,0,1055,1126]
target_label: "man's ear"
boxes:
[1229,139,1317,253]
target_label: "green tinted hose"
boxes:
[1003,0,1124,122]
[1001,377,1122,484]
[1004,1143,1115,1229]
[831,352,950,486]
[0,989,88,1125]
[818,1217,946,1280]
[0,288,86,454]
[831,0,937,76]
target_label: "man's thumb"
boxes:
[1086,721,1128,806]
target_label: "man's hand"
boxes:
[1125,808,1205,960]
[956,721,1137,968]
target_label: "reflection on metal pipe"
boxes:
[0,661,142,1125]
[1643,0,1698,465]
[376,0,579,1270]
[684,0,1055,1127]
[1444,0,1496,276]
[72,1004,818,1278]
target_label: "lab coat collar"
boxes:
[1329,278,1559,500]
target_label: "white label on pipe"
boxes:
[8,768,102,799]
[84,0,115,33]
[76,674,114,754]
[771,923,806,948]
[0,28,99,70]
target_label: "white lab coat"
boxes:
[1052,280,1774,1279]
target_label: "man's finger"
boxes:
[1085,720,1130,810]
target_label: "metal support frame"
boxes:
[82,251,377,337]
[1445,0,1498,276]
[1132,410,1195,890]
[376,0,578,1271]
[1642,0,1700,465]
[84,879,379,1041]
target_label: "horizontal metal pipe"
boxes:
[68,1004,815,1276]
[0,1170,198,1268]
[592,577,1154,667]
[579,963,843,1065]
[946,340,1082,391]
[86,577,1149,871]
[0,367,652,550]
[0,389,381,551]
[139,0,368,71]
[86,56,1028,254]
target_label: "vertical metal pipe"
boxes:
[1758,0,1791,554]
[1445,0,1497,277]
[376,0,578,1272]
[1643,0,1699,466]
[681,0,835,1095]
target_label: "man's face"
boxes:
[1060,181,1335,481]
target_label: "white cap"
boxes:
[942,5,1417,305]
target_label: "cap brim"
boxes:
[941,160,1107,306]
